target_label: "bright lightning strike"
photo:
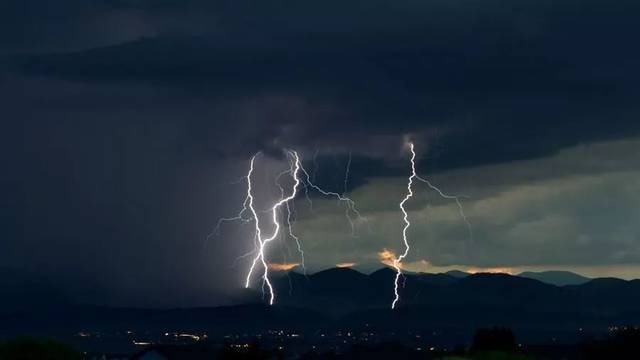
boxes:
[245,151,301,305]
[391,141,471,309]
[277,157,307,276]
[392,142,417,309]
[216,149,366,305]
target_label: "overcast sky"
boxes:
[1,0,640,307]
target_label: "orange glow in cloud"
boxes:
[466,267,514,275]
[268,263,300,271]
[336,262,357,268]
[379,250,516,275]
[378,249,397,267]
[378,249,430,272]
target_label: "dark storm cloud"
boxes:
[10,0,640,174]
[2,0,640,307]
[0,1,163,53]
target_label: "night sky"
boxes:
[2,0,640,307]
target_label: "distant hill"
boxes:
[518,270,591,286]
[445,270,471,278]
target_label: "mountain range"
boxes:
[269,268,639,316]
[2,267,639,344]
[517,271,591,286]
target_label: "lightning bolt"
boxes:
[392,142,417,309]
[277,156,307,276]
[391,142,471,309]
[218,148,366,305]
[343,151,352,195]
[245,151,301,305]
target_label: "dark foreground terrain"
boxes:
[2,268,639,358]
